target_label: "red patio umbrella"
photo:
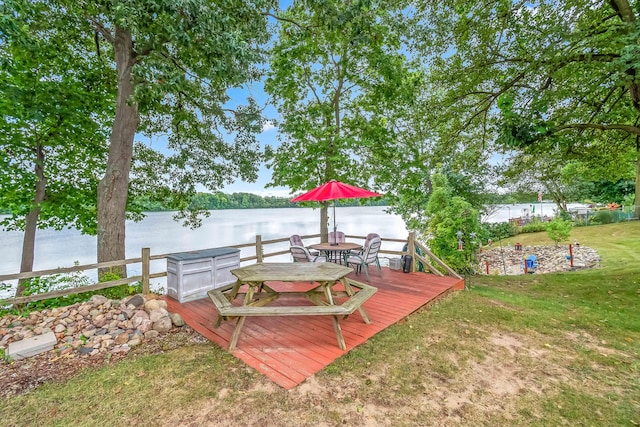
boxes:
[291,180,382,245]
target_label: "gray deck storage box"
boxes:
[388,258,403,271]
[167,247,240,303]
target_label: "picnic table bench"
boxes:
[207,263,377,350]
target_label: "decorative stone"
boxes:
[115,333,129,345]
[144,330,160,340]
[0,294,187,362]
[144,299,167,313]
[89,295,108,306]
[93,314,106,328]
[128,338,141,347]
[7,332,57,360]
[169,313,185,327]
[152,316,173,333]
[149,308,168,323]
[137,319,152,333]
[126,294,145,308]
[477,244,601,275]
[78,346,93,354]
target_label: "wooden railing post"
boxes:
[256,235,263,263]
[142,247,150,295]
[408,232,417,272]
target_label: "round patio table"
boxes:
[308,242,362,264]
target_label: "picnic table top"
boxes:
[230,262,353,283]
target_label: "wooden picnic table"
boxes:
[208,262,376,351]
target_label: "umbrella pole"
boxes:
[332,201,338,246]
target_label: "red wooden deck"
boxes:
[163,267,464,389]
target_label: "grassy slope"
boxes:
[1,223,639,426]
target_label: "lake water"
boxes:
[0,206,409,296]
[0,202,584,297]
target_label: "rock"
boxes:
[59,346,74,356]
[115,333,129,345]
[126,294,145,308]
[78,346,94,354]
[1,294,187,362]
[93,314,106,328]
[101,339,115,348]
[128,337,141,347]
[149,308,168,323]
[152,316,173,333]
[477,244,601,276]
[131,310,150,321]
[144,299,168,313]
[111,345,130,354]
[144,330,160,340]
[89,295,109,306]
[169,313,185,327]
[43,317,57,325]
[137,319,152,333]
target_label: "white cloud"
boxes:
[261,120,276,132]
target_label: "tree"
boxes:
[546,218,573,247]
[265,0,415,241]
[0,1,114,296]
[411,0,640,218]
[56,0,271,276]
[424,171,483,274]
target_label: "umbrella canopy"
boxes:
[290,180,381,202]
[291,180,382,245]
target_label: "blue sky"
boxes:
[220,83,290,197]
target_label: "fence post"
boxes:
[408,231,416,272]
[256,235,263,263]
[142,247,150,295]
[569,244,574,267]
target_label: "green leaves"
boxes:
[412,0,640,211]
[0,0,114,234]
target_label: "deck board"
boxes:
[163,266,464,389]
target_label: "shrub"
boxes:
[483,221,516,240]
[590,210,613,224]
[521,221,547,233]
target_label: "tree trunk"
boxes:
[97,27,139,278]
[15,144,46,297]
[320,201,329,243]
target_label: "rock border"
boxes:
[1,294,184,360]
[476,244,601,275]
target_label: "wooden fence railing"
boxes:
[0,232,459,306]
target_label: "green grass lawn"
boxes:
[1,222,639,426]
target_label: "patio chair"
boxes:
[346,237,382,282]
[290,234,319,256]
[526,255,539,273]
[290,245,327,263]
[328,231,346,244]
[347,233,381,265]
